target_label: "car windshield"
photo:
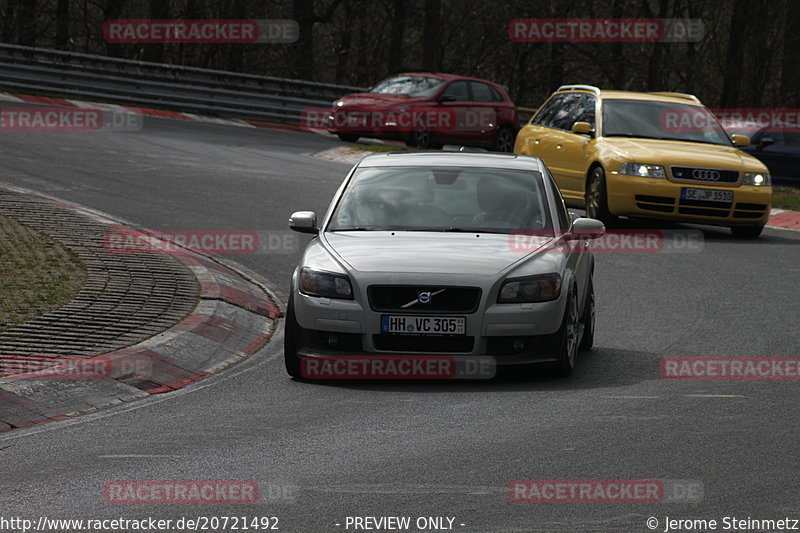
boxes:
[370,75,447,97]
[603,99,733,146]
[327,166,552,233]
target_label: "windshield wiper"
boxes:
[406,227,468,232]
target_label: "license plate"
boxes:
[681,188,733,203]
[381,315,465,335]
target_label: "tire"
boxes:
[578,277,595,352]
[585,166,618,227]
[283,294,302,378]
[493,125,516,152]
[337,133,359,143]
[406,131,441,149]
[731,225,764,239]
[554,288,581,377]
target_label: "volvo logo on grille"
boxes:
[401,288,446,308]
[691,169,721,181]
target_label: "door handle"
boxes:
[556,144,563,150]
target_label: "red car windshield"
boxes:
[370,75,447,97]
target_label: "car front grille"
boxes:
[635,194,676,213]
[678,206,730,217]
[368,286,482,314]
[671,166,740,184]
[373,335,474,353]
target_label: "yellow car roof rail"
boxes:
[648,92,702,104]
[557,84,601,95]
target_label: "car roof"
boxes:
[395,72,503,85]
[357,151,544,171]
[557,86,704,106]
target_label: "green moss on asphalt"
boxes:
[0,214,87,332]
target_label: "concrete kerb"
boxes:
[0,184,282,431]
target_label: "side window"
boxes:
[470,82,503,102]
[782,131,800,145]
[573,94,596,129]
[440,81,470,102]
[548,92,584,131]
[532,94,567,128]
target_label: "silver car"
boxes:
[285,152,604,379]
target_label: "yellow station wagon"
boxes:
[514,85,771,237]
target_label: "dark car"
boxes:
[328,73,519,151]
[739,127,800,187]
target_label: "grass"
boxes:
[0,214,87,332]
[772,186,800,211]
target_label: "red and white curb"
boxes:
[767,208,800,231]
[0,90,329,134]
[0,185,281,432]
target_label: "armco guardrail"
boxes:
[0,42,366,124]
[0,42,535,127]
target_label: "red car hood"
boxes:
[335,93,429,109]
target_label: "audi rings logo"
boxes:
[691,169,721,181]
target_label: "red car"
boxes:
[328,73,519,151]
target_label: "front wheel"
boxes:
[731,225,764,239]
[585,166,618,227]
[283,295,302,378]
[554,289,581,377]
[406,131,441,149]
[578,277,595,352]
[493,125,516,152]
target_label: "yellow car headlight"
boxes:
[619,162,666,179]
[742,172,771,186]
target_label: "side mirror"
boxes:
[289,211,318,234]
[571,121,592,135]
[758,137,775,150]
[438,94,457,103]
[566,217,605,240]
[731,134,750,147]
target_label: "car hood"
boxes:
[335,93,429,109]
[323,232,552,274]
[602,138,767,171]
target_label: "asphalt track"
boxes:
[1,109,799,532]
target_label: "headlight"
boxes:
[299,267,353,299]
[743,171,771,186]
[619,162,666,179]
[498,274,561,303]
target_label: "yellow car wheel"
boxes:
[586,166,617,226]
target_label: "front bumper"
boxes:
[606,173,771,226]
[292,276,567,367]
